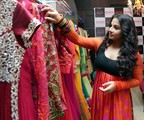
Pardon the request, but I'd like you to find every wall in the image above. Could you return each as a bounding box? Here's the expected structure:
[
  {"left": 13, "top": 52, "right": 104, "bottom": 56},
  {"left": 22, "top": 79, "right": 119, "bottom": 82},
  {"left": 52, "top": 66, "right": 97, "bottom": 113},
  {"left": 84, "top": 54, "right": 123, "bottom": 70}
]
[{"left": 74, "top": 0, "right": 143, "bottom": 37}]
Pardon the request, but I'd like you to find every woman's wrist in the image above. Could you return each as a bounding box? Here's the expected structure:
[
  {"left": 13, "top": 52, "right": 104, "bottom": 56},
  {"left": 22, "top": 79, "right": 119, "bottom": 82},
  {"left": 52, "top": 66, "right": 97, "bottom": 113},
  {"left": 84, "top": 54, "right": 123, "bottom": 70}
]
[
  {"left": 55, "top": 15, "right": 72, "bottom": 34},
  {"left": 55, "top": 14, "right": 64, "bottom": 25}
]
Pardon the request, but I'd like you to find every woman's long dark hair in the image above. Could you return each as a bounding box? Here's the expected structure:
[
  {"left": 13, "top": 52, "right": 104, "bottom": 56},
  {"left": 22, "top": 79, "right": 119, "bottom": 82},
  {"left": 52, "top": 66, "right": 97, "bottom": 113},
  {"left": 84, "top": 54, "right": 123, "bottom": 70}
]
[{"left": 101, "top": 14, "right": 139, "bottom": 79}]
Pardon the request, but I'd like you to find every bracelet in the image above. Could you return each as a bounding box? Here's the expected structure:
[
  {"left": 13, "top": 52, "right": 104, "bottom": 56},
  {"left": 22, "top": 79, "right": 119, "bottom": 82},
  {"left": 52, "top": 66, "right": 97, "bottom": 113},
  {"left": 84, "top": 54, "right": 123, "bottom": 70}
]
[
  {"left": 55, "top": 16, "right": 72, "bottom": 34},
  {"left": 58, "top": 18, "right": 67, "bottom": 28},
  {"left": 59, "top": 19, "right": 69, "bottom": 28},
  {"left": 55, "top": 14, "right": 64, "bottom": 25},
  {"left": 61, "top": 21, "right": 72, "bottom": 34}
]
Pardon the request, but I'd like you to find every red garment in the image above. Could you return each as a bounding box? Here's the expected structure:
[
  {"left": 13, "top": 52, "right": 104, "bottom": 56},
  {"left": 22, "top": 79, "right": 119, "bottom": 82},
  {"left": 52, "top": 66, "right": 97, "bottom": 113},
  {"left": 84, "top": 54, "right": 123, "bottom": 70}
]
[
  {"left": 64, "top": 28, "right": 143, "bottom": 120},
  {"left": 55, "top": 29, "right": 74, "bottom": 74},
  {"left": 18, "top": 1, "right": 67, "bottom": 119},
  {"left": 41, "top": 21, "right": 66, "bottom": 119},
  {"left": 0, "top": 1, "right": 49, "bottom": 120},
  {"left": 55, "top": 30, "right": 82, "bottom": 120}
]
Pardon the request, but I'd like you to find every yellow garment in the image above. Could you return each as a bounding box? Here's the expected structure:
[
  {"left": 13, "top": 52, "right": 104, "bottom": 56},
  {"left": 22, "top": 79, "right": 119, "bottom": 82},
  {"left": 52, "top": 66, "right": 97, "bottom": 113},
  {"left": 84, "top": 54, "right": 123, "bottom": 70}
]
[{"left": 74, "top": 45, "right": 91, "bottom": 120}]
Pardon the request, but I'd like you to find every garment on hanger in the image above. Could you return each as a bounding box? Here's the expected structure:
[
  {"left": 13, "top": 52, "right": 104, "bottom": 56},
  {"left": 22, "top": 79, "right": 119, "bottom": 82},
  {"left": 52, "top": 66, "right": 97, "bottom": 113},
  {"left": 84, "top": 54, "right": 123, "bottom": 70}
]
[
  {"left": 41, "top": 21, "right": 66, "bottom": 119},
  {"left": 0, "top": 0, "right": 49, "bottom": 120},
  {"left": 77, "top": 28, "right": 93, "bottom": 99},
  {"left": 18, "top": 0, "right": 67, "bottom": 119},
  {"left": 55, "top": 28, "right": 82, "bottom": 120},
  {"left": 74, "top": 45, "right": 91, "bottom": 120}
]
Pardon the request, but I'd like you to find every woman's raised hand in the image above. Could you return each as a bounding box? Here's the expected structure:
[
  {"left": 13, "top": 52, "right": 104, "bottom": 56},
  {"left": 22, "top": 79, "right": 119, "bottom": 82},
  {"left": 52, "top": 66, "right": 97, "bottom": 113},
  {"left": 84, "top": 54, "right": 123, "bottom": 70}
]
[{"left": 41, "top": 5, "right": 63, "bottom": 24}]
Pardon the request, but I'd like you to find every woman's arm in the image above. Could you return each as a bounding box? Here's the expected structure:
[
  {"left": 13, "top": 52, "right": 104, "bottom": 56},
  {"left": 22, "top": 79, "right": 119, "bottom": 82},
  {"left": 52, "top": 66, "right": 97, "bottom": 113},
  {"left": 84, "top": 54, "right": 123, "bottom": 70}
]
[
  {"left": 100, "top": 52, "right": 143, "bottom": 93},
  {"left": 64, "top": 27, "right": 103, "bottom": 51},
  {"left": 41, "top": 6, "right": 103, "bottom": 51},
  {"left": 114, "top": 52, "right": 143, "bottom": 91}
]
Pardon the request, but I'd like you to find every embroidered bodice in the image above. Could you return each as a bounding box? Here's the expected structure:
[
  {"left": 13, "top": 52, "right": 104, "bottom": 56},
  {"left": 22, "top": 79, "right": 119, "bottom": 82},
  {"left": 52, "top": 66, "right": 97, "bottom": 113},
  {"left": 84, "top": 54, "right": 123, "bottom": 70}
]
[{"left": 0, "top": 0, "right": 40, "bottom": 83}]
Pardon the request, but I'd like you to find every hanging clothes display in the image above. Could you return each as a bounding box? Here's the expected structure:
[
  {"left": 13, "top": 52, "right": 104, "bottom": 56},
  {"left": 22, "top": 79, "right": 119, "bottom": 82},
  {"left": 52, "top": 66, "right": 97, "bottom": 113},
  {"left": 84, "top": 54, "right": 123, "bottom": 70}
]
[
  {"left": 18, "top": 1, "right": 74, "bottom": 120},
  {"left": 31, "top": 1, "right": 84, "bottom": 120},
  {"left": 74, "top": 45, "right": 91, "bottom": 120},
  {"left": 41, "top": 22, "right": 66, "bottom": 120},
  {"left": 0, "top": 0, "right": 49, "bottom": 120},
  {"left": 77, "top": 28, "right": 93, "bottom": 100},
  {"left": 54, "top": 28, "right": 82, "bottom": 120},
  {"left": 72, "top": 27, "right": 93, "bottom": 120},
  {"left": 18, "top": 0, "right": 67, "bottom": 119},
  {"left": 36, "top": 9, "right": 85, "bottom": 120},
  {"left": 0, "top": 0, "right": 93, "bottom": 120}
]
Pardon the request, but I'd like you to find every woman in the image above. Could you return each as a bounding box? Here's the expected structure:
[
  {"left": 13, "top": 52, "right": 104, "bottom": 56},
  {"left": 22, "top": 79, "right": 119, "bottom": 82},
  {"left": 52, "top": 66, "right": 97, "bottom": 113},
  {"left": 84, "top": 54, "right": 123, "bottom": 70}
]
[{"left": 41, "top": 6, "right": 143, "bottom": 120}]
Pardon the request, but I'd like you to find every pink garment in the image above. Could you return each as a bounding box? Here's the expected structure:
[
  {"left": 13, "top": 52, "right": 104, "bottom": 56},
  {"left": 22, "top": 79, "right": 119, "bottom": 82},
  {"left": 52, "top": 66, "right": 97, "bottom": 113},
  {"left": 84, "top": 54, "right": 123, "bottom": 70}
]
[
  {"left": 18, "top": 1, "right": 67, "bottom": 119},
  {"left": 55, "top": 30, "right": 82, "bottom": 120},
  {"left": 0, "top": 0, "right": 49, "bottom": 120},
  {"left": 55, "top": 29, "right": 74, "bottom": 74}
]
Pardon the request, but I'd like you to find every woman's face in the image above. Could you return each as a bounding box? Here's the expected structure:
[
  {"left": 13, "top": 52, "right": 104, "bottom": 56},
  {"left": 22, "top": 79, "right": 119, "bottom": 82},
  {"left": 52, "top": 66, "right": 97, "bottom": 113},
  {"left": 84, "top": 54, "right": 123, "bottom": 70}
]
[{"left": 108, "top": 18, "right": 122, "bottom": 41}]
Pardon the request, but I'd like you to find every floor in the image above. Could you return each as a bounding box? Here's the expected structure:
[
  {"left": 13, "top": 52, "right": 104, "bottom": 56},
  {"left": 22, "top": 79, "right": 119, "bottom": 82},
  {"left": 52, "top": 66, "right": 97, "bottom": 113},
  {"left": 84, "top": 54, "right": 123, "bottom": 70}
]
[{"left": 131, "top": 87, "right": 144, "bottom": 120}]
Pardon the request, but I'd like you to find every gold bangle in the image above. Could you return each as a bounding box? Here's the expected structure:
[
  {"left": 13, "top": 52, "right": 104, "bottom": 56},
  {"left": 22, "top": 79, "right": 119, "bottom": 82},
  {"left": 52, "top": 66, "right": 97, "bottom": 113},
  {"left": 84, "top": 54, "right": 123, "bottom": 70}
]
[
  {"left": 55, "top": 14, "right": 64, "bottom": 25},
  {"left": 58, "top": 18, "right": 67, "bottom": 28},
  {"left": 59, "top": 19, "right": 69, "bottom": 28}
]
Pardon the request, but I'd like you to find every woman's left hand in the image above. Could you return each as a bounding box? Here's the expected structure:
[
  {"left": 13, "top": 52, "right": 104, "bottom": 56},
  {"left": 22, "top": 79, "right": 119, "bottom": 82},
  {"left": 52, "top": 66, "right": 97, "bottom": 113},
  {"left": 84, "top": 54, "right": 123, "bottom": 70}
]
[{"left": 99, "top": 81, "right": 115, "bottom": 94}]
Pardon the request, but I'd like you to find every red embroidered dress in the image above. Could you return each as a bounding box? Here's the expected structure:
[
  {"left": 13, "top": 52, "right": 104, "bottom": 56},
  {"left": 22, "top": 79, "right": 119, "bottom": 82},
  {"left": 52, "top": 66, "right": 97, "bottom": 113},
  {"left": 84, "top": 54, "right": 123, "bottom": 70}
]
[
  {"left": 17, "top": 1, "right": 66, "bottom": 119},
  {"left": 0, "top": 0, "right": 49, "bottom": 120}
]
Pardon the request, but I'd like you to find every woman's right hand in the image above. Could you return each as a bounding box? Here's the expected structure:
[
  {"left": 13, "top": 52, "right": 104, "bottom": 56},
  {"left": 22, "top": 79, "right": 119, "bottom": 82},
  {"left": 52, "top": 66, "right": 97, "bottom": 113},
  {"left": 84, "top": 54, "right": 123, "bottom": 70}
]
[
  {"left": 99, "top": 81, "right": 115, "bottom": 94},
  {"left": 41, "top": 5, "right": 63, "bottom": 24}
]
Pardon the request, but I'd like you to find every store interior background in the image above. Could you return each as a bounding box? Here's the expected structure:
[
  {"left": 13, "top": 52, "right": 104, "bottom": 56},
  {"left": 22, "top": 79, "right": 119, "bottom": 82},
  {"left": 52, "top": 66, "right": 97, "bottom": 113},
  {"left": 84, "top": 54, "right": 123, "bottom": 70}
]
[{"left": 70, "top": 0, "right": 141, "bottom": 37}]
